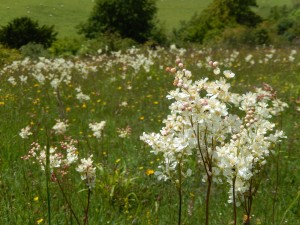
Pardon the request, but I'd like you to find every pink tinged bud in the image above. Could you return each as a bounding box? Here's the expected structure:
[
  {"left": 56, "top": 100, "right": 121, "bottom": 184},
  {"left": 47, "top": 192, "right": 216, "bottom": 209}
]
[
  {"left": 175, "top": 58, "right": 181, "bottom": 64},
  {"left": 183, "top": 102, "right": 189, "bottom": 107},
  {"left": 161, "top": 130, "right": 168, "bottom": 136},
  {"left": 178, "top": 63, "right": 184, "bottom": 68},
  {"left": 170, "top": 68, "right": 176, "bottom": 73},
  {"left": 209, "top": 61, "right": 213, "bottom": 66},
  {"left": 213, "top": 61, "right": 218, "bottom": 67}
]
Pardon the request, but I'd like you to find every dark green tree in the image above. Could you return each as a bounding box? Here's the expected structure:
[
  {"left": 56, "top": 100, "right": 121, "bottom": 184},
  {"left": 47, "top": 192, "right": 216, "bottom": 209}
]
[
  {"left": 175, "top": 0, "right": 262, "bottom": 43},
  {"left": 79, "top": 0, "right": 159, "bottom": 43},
  {"left": 0, "top": 17, "right": 57, "bottom": 49},
  {"left": 219, "top": 0, "right": 262, "bottom": 27}
]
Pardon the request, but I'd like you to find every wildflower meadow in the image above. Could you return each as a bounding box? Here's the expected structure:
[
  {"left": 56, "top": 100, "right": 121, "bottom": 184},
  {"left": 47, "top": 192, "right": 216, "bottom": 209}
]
[{"left": 0, "top": 45, "right": 300, "bottom": 225}]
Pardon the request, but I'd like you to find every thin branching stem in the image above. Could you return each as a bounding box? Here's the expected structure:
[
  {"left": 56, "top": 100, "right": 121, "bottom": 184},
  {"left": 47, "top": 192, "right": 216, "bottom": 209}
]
[
  {"left": 45, "top": 129, "right": 51, "bottom": 225},
  {"left": 83, "top": 188, "right": 92, "bottom": 225},
  {"left": 232, "top": 176, "right": 237, "bottom": 225},
  {"left": 56, "top": 178, "right": 81, "bottom": 225},
  {"left": 177, "top": 159, "right": 183, "bottom": 225}
]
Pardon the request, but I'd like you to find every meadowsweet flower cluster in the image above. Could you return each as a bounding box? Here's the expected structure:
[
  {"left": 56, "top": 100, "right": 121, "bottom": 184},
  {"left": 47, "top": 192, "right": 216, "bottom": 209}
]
[
  {"left": 89, "top": 121, "right": 106, "bottom": 139},
  {"left": 22, "top": 139, "right": 78, "bottom": 172},
  {"left": 141, "top": 59, "right": 288, "bottom": 205},
  {"left": 22, "top": 138, "right": 96, "bottom": 188},
  {"left": 76, "top": 155, "right": 96, "bottom": 189},
  {"left": 19, "top": 126, "right": 33, "bottom": 139},
  {"left": 52, "top": 119, "right": 69, "bottom": 135},
  {"left": 75, "top": 86, "right": 90, "bottom": 102},
  {"left": 117, "top": 125, "right": 132, "bottom": 138}
]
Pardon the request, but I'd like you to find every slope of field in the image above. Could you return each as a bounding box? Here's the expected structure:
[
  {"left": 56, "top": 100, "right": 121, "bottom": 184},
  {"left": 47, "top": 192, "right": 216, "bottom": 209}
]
[{"left": 0, "top": 0, "right": 293, "bottom": 37}]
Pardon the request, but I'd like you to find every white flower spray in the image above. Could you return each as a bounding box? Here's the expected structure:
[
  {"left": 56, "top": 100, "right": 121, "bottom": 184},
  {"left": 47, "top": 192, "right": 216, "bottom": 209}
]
[{"left": 141, "top": 59, "right": 287, "bottom": 225}]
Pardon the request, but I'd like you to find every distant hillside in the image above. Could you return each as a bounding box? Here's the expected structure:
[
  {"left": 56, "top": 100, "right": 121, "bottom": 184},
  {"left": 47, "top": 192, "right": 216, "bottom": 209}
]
[{"left": 0, "top": 0, "right": 292, "bottom": 37}]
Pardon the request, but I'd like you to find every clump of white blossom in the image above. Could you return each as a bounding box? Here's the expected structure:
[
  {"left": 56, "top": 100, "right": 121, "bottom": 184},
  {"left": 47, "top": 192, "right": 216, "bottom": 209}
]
[
  {"left": 76, "top": 155, "right": 96, "bottom": 189},
  {"left": 19, "top": 126, "right": 33, "bottom": 139},
  {"left": 52, "top": 119, "right": 69, "bottom": 135},
  {"left": 117, "top": 126, "right": 132, "bottom": 138},
  {"left": 141, "top": 58, "right": 288, "bottom": 206},
  {"left": 22, "top": 138, "right": 96, "bottom": 188},
  {"left": 75, "top": 86, "right": 90, "bottom": 102},
  {"left": 89, "top": 121, "right": 106, "bottom": 139}
]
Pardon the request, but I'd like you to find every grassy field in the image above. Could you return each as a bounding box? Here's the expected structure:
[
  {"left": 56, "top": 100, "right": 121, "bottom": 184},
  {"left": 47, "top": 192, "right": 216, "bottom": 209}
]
[
  {"left": 0, "top": 0, "right": 293, "bottom": 37},
  {"left": 0, "top": 45, "right": 299, "bottom": 224}
]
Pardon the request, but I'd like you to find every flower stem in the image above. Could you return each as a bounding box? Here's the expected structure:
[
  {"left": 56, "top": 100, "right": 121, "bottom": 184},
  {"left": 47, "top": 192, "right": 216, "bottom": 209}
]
[
  {"left": 57, "top": 178, "right": 81, "bottom": 225},
  {"left": 83, "top": 188, "right": 91, "bottom": 225},
  {"left": 205, "top": 175, "right": 212, "bottom": 225},
  {"left": 177, "top": 160, "right": 183, "bottom": 225},
  {"left": 232, "top": 176, "right": 237, "bottom": 225},
  {"left": 45, "top": 129, "right": 51, "bottom": 225}
]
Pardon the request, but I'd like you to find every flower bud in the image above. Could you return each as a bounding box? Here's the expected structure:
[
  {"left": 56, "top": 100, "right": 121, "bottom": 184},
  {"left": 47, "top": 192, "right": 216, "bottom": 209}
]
[
  {"left": 213, "top": 61, "right": 219, "bottom": 67},
  {"left": 170, "top": 67, "right": 176, "bottom": 73}
]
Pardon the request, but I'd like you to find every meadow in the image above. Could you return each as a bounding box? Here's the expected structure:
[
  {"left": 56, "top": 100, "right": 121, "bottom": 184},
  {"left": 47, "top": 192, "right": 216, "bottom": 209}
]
[
  {"left": 0, "top": 0, "right": 292, "bottom": 37},
  {"left": 0, "top": 44, "right": 299, "bottom": 225},
  {"left": 0, "top": 1, "right": 300, "bottom": 225}
]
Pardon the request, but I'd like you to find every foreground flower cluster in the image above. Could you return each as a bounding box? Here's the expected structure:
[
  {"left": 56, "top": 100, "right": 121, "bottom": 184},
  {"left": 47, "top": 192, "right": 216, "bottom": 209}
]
[
  {"left": 21, "top": 119, "right": 104, "bottom": 189},
  {"left": 141, "top": 59, "right": 288, "bottom": 223}
]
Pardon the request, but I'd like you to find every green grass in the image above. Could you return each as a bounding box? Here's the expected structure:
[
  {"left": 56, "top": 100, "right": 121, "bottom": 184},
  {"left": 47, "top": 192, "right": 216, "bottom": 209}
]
[
  {"left": 0, "top": 0, "right": 293, "bottom": 37},
  {"left": 0, "top": 45, "right": 299, "bottom": 224}
]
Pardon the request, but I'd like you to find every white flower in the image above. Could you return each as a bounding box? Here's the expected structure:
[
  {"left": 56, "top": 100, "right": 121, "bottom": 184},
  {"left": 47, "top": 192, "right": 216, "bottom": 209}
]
[
  {"left": 19, "top": 75, "right": 28, "bottom": 83},
  {"left": 223, "top": 70, "right": 235, "bottom": 79},
  {"left": 76, "top": 92, "right": 90, "bottom": 102},
  {"left": 52, "top": 119, "right": 68, "bottom": 135},
  {"left": 76, "top": 155, "right": 96, "bottom": 188},
  {"left": 19, "top": 126, "right": 33, "bottom": 139},
  {"left": 50, "top": 78, "right": 61, "bottom": 90},
  {"left": 89, "top": 121, "right": 106, "bottom": 139},
  {"left": 141, "top": 64, "right": 287, "bottom": 206},
  {"left": 119, "top": 101, "right": 128, "bottom": 107},
  {"left": 8, "top": 76, "right": 17, "bottom": 85},
  {"left": 213, "top": 67, "right": 220, "bottom": 75}
]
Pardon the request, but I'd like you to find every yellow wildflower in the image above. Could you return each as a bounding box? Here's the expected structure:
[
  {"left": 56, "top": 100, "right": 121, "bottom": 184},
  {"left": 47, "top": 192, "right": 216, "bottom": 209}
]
[
  {"left": 146, "top": 169, "right": 154, "bottom": 176},
  {"left": 36, "top": 218, "right": 43, "bottom": 224}
]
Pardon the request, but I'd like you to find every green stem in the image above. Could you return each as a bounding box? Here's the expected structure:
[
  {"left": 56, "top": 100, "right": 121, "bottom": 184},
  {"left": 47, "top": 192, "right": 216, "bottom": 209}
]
[
  {"left": 232, "top": 176, "right": 237, "bottom": 225},
  {"left": 177, "top": 162, "right": 182, "bottom": 225},
  {"left": 205, "top": 175, "right": 212, "bottom": 225},
  {"left": 45, "top": 130, "right": 51, "bottom": 225}
]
